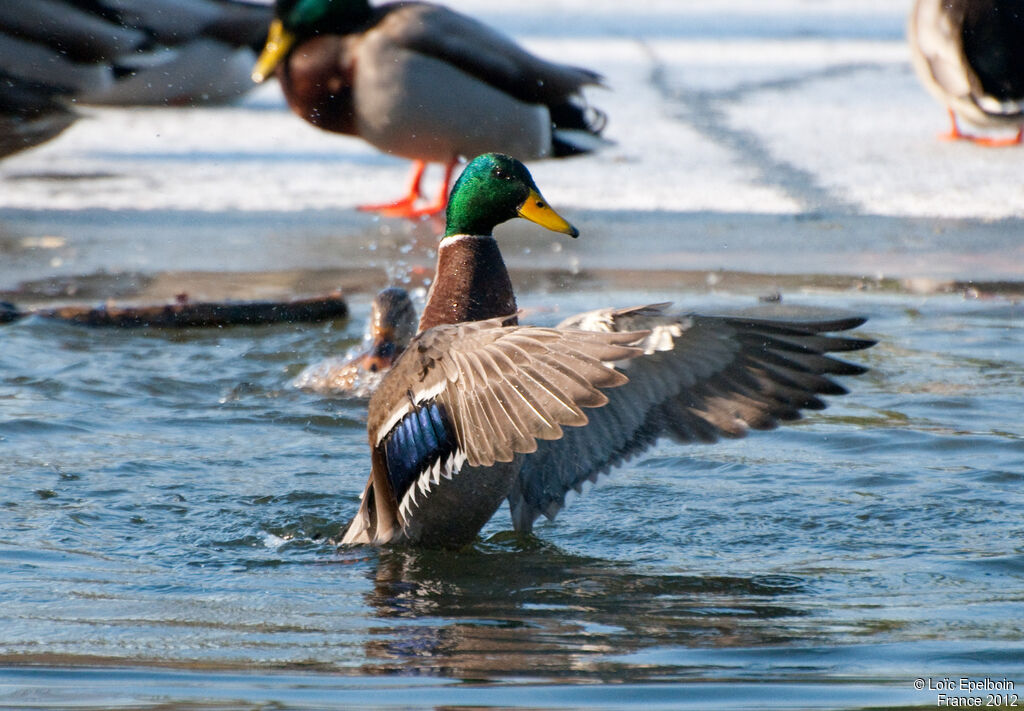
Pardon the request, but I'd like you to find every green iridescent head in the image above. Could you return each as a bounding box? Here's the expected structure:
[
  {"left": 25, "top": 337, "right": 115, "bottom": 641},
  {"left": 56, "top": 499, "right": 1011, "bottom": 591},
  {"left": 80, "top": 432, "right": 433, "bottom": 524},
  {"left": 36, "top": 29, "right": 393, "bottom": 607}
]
[{"left": 444, "top": 154, "right": 579, "bottom": 239}]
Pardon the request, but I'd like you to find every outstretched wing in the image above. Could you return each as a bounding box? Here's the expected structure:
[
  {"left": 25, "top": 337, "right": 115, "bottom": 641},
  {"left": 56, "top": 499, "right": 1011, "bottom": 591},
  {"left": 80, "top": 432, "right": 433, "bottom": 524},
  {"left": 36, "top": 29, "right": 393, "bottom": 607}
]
[
  {"left": 342, "top": 316, "right": 646, "bottom": 545},
  {"left": 508, "top": 304, "right": 875, "bottom": 531}
]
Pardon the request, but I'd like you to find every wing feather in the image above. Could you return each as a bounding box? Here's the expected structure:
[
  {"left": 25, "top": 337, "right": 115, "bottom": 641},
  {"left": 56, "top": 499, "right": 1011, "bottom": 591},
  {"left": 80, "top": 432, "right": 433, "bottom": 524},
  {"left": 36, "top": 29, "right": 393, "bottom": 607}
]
[
  {"left": 518, "top": 364, "right": 588, "bottom": 426},
  {"left": 509, "top": 304, "right": 875, "bottom": 531},
  {"left": 489, "top": 379, "right": 540, "bottom": 454},
  {"left": 367, "top": 316, "right": 646, "bottom": 473}
]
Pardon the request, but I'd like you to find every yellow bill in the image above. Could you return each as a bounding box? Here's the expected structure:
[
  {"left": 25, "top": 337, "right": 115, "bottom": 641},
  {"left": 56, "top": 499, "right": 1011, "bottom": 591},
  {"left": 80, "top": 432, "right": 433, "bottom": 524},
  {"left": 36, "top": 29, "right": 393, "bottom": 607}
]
[
  {"left": 251, "top": 19, "right": 295, "bottom": 83},
  {"left": 517, "top": 189, "right": 579, "bottom": 237}
]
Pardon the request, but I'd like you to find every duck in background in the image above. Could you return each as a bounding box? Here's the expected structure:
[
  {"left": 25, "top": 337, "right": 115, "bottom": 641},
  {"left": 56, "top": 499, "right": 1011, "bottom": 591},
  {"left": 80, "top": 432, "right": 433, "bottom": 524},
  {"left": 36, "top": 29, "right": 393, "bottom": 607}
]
[
  {"left": 340, "top": 153, "right": 876, "bottom": 548},
  {"left": 251, "top": 0, "right": 607, "bottom": 218},
  {"left": 0, "top": 75, "right": 78, "bottom": 160},
  {"left": 293, "top": 287, "right": 417, "bottom": 398},
  {"left": 909, "top": 0, "right": 1024, "bottom": 146},
  {"left": 0, "top": 0, "right": 271, "bottom": 158}
]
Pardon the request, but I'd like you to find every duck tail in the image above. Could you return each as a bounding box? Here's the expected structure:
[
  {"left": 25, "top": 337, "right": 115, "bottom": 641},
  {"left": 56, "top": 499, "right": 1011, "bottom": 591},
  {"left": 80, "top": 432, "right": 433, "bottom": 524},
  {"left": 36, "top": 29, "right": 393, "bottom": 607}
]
[{"left": 549, "top": 100, "right": 611, "bottom": 157}]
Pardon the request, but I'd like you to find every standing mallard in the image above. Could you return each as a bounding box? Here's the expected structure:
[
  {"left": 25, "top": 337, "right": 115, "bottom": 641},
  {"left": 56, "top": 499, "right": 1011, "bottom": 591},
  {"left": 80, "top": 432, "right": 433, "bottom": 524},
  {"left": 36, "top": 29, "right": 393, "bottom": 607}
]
[
  {"left": 340, "top": 153, "right": 876, "bottom": 548},
  {"left": 251, "top": 0, "right": 606, "bottom": 218},
  {"left": 909, "top": 0, "right": 1024, "bottom": 145}
]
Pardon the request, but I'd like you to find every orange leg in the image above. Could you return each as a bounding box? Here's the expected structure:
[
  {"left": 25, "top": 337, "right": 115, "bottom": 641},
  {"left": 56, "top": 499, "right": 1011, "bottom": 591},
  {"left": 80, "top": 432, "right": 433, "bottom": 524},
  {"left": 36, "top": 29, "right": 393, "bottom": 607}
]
[
  {"left": 939, "top": 108, "right": 1023, "bottom": 147},
  {"left": 938, "top": 109, "right": 966, "bottom": 142},
  {"left": 357, "top": 159, "right": 459, "bottom": 219},
  {"left": 402, "top": 158, "right": 457, "bottom": 218},
  {"left": 357, "top": 161, "right": 427, "bottom": 215}
]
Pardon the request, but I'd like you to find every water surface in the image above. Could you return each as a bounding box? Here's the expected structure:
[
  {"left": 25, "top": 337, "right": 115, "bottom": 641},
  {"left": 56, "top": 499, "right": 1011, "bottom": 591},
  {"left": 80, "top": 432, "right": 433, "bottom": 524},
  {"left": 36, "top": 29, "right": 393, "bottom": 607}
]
[{"left": 2, "top": 288, "right": 1022, "bottom": 709}]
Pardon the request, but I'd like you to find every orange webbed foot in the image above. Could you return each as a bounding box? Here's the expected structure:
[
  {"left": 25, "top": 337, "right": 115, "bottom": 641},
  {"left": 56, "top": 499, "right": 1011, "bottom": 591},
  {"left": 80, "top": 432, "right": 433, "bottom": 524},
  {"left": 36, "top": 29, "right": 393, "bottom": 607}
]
[
  {"left": 967, "top": 127, "right": 1023, "bottom": 147},
  {"left": 939, "top": 110, "right": 1022, "bottom": 147},
  {"left": 357, "top": 196, "right": 434, "bottom": 218}
]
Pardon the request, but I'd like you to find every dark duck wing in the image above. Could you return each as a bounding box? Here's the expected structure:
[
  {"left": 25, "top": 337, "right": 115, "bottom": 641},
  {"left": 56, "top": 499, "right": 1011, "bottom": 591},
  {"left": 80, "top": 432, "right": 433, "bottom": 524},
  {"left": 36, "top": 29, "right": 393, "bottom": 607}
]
[
  {"left": 0, "top": 75, "right": 77, "bottom": 159},
  {"left": 960, "top": 0, "right": 1024, "bottom": 112},
  {"left": 508, "top": 304, "right": 876, "bottom": 531},
  {"left": 341, "top": 316, "right": 646, "bottom": 547}
]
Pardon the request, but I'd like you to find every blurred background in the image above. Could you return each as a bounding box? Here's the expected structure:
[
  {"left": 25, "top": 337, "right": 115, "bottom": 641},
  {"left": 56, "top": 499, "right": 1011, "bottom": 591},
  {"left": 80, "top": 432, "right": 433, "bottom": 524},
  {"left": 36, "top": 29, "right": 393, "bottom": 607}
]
[{"left": 2, "top": 0, "right": 1021, "bottom": 305}]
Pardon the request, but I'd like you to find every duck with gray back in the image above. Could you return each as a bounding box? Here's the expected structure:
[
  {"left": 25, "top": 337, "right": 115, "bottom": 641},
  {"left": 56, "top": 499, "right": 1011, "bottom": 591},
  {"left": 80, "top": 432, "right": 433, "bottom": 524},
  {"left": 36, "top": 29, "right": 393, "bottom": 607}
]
[{"left": 251, "top": 0, "right": 607, "bottom": 217}]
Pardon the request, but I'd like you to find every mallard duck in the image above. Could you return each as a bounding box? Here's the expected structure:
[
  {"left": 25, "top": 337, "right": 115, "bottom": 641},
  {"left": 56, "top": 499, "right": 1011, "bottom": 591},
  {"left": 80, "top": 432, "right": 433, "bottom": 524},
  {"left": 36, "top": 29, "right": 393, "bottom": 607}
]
[
  {"left": 0, "top": 0, "right": 271, "bottom": 158},
  {"left": 909, "top": 0, "right": 1024, "bottom": 145},
  {"left": 293, "top": 286, "right": 417, "bottom": 397},
  {"left": 251, "top": 0, "right": 606, "bottom": 218},
  {"left": 340, "top": 153, "right": 876, "bottom": 548}
]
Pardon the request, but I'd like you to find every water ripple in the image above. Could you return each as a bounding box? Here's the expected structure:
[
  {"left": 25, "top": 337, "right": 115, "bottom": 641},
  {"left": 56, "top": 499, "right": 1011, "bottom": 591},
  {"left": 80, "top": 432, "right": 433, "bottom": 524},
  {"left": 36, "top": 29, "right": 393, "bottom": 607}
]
[{"left": 0, "top": 291, "right": 1022, "bottom": 703}]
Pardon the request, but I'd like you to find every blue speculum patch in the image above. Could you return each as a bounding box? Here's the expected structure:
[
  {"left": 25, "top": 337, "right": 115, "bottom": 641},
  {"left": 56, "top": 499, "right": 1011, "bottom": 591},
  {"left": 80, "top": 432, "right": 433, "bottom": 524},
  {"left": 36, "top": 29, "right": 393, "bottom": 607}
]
[{"left": 384, "top": 401, "right": 458, "bottom": 501}]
